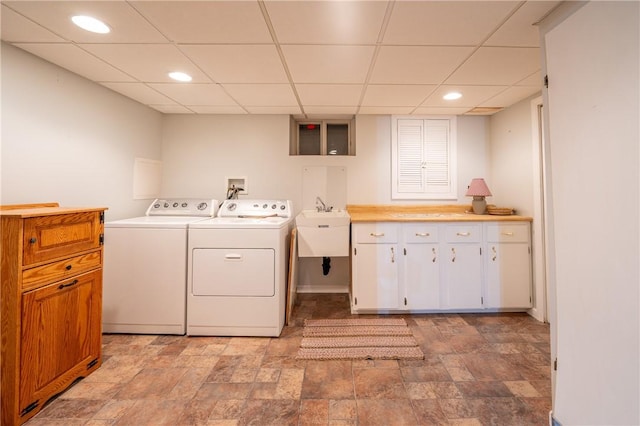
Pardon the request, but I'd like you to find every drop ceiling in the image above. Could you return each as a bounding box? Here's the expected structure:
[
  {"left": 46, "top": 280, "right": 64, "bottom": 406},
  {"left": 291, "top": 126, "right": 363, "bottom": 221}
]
[{"left": 0, "top": 1, "right": 560, "bottom": 116}]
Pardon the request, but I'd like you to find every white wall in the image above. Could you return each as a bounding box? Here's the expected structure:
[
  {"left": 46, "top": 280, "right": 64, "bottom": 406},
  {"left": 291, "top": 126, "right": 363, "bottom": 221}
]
[
  {"left": 0, "top": 43, "right": 163, "bottom": 220},
  {"left": 160, "top": 114, "right": 490, "bottom": 208},
  {"left": 543, "top": 2, "right": 639, "bottom": 424},
  {"left": 489, "top": 94, "right": 539, "bottom": 216}
]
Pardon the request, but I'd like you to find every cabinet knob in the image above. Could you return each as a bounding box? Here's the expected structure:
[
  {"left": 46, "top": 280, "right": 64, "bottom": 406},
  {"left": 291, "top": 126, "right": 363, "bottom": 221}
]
[
  {"left": 65, "top": 265, "right": 73, "bottom": 271},
  {"left": 29, "top": 237, "right": 37, "bottom": 244}
]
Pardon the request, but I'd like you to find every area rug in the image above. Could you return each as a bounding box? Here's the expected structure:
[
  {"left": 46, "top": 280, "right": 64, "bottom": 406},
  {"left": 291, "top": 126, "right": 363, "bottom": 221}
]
[{"left": 296, "top": 318, "right": 424, "bottom": 360}]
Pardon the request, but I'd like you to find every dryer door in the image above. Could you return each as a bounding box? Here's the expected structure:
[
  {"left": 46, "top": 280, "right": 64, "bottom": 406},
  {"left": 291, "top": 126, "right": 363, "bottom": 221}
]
[{"left": 192, "top": 248, "right": 275, "bottom": 296}]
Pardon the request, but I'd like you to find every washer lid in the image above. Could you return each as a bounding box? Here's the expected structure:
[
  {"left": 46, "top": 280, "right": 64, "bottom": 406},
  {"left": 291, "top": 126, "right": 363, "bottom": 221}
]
[{"left": 106, "top": 216, "right": 209, "bottom": 228}]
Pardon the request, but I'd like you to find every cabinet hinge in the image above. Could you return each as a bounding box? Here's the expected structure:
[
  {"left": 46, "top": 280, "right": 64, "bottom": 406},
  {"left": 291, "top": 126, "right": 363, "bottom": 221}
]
[
  {"left": 99, "top": 234, "right": 104, "bottom": 245},
  {"left": 553, "top": 358, "right": 558, "bottom": 371},
  {"left": 544, "top": 75, "right": 549, "bottom": 88},
  {"left": 403, "top": 248, "right": 406, "bottom": 255},
  {"left": 354, "top": 297, "right": 357, "bottom": 305},
  {"left": 354, "top": 247, "right": 357, "bottom": 256},
  {"left": 404, "top": 297, "right": 407, "bottom": 306},
  {"left": 99, "top": 211, "right": 105, "bottom": 224},
  {"left": 87, "top": 358, "right": 99, "bottom": 369},
  {"left": 479, "top": 247, "right": 482, "bottom": 255},
  {"left": 20, "top": 400, "right": 39, "bottom": 417},
  {"left": 528, "top": 246, "right": 531, "bottom": 254},
  {"left": 481, "top": 296, "right": 484, "bottom": 305}
]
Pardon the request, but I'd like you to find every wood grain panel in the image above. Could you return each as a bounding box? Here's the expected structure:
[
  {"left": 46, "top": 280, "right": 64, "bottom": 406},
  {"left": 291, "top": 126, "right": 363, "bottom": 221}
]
[{"left": 22, "top": 251, "right": 102, "bottom": 291}]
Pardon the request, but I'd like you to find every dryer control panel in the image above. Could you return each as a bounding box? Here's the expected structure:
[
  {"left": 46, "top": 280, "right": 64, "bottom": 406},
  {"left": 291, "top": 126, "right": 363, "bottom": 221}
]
[{"left": 218, "top": 199, "right": 292, "bottom": 218}]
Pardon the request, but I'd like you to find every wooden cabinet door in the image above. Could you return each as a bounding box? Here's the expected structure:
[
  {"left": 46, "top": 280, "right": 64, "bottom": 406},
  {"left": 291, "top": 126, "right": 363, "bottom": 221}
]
[
  {"left": 443, "top": 243, "right": 483, "bottom": 309},
  {"left": 19, "top": 270, "right": 102, "bottom": 417},
  {"left": 352, "top": 244, "right": 399, "bottom": 310},
  {"left": 22, "top": 212, "right": 103, "bottom": 265},
  {"left": 486, "top": 243, "right": 532, "bottom": 308}
]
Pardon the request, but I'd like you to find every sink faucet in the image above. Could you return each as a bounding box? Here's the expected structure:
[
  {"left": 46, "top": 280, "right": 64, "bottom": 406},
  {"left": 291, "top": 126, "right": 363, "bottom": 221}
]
[{"left": 315, "top": 196, "right": 327, "bottom": 212}]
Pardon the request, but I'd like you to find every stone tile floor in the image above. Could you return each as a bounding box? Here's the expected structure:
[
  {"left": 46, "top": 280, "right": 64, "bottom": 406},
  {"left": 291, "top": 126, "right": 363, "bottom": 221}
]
[{"left": 29, "top": 293, "right": 551, "bottom": 425}]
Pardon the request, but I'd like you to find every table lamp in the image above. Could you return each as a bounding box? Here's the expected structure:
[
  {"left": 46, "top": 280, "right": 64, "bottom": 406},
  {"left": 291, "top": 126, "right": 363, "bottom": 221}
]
[{"left": 466, "top": 178, "right": 492, "bottom": 214}]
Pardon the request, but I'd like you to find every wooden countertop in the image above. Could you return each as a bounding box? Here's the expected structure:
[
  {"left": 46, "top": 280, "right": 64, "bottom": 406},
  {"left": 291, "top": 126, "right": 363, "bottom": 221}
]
[
  {"left": 346, "top": 204, "right": 532, "bottom": 223},
  {"left": 0, "top": 206, "right": 107, "bottom": 218}
]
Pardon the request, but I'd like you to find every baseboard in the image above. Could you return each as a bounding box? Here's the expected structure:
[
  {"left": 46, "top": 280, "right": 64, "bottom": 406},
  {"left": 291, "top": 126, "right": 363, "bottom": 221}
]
[
  {"left": 549, "top": 411, "right": 561, "bottom": 426},
  {"left": 296, "top": 284, "right": 349, "bottom": 294}
]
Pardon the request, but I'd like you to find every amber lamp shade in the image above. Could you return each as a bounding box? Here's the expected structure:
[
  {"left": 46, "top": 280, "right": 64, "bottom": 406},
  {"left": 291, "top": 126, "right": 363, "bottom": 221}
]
[{"left": 465, "top": 178, "right": 492, "bottom": 214}]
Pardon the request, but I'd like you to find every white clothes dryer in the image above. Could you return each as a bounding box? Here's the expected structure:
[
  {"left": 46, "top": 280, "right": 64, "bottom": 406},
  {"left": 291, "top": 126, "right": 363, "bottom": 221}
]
[
  {"left": 103, "top": 198, "right": 217, "bottom": 334},
  {"left": 187, "top": 199, "right": 293, "bottom": 337}
]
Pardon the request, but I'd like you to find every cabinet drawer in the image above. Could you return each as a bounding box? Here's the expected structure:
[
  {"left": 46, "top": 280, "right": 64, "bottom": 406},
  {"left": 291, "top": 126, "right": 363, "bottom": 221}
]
[
  {"left": 22, "top": 251, "right": 102, "bottom": 291},
  {"left": 403, "top": 223, "right": 439, "bottom": 243},
  {"left": 486, "top": 223, "right": 530, "bottom": 243},
  {"left": 353, "top": 223, "right": 398, "bottom": 243},
  {"left": 23, "top": 212, "right": 103, "bottom": 265},
  {"left": 444, "top": 224, "right": 482, "bottom": 243}
]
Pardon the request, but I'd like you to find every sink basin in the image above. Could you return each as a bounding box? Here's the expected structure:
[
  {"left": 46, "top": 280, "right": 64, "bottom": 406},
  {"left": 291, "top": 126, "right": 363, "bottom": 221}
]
[{"left": 296, "top": 210, "right": 350, "bottom": 257}]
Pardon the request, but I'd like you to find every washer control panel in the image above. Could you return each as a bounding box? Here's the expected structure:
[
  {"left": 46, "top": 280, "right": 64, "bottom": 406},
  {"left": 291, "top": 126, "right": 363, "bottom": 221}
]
[
  {"left": 218, "top": 199, "right": 292, "bottom": 218},
  {"left": 146, "top": 198, "right": 218, "bottom": 217}
]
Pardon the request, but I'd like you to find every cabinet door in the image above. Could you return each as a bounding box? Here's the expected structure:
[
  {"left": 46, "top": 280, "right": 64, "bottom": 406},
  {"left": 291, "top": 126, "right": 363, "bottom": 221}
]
[
  {"left": 403, "top": 244, "right": 440, "bottom": 309},
  {"left": 20, "top": 270, "right": 102, "bottom": 415},
  {"left": 443, "top": 243, "right": 483, "bottom": 309},
  {"left": 486, "top": 243, "right": 532, "bottom": 308},
  {"left": 352, "top": 244, "right": 399, "bottom": 310}
]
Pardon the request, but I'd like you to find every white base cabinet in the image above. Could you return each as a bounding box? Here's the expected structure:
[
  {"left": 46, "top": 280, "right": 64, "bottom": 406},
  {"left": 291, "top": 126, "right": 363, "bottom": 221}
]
[{"left": 351, "top": 221, "right": 532, "bottom": 313}]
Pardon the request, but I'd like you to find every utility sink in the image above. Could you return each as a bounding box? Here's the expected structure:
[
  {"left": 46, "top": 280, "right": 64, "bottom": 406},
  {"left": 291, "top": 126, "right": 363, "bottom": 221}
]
[{"left": 296, "top": 210, "right": 351, "bottom": 257}]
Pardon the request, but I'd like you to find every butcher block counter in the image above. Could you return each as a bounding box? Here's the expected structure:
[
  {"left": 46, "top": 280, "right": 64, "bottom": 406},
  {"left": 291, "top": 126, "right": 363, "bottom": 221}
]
[{"left": 346, "top": 204, "right": 532, "bottom": 223}]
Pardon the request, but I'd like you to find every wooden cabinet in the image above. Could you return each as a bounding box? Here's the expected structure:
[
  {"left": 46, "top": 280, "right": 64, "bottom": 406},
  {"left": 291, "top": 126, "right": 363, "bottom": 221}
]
[
  {"left": 485, "top": 223, "right": 532, "bottom": 309},
  {"left": 350, "top": 219, "right": 532, "bottom": 314},
  {"left": 351, "top": 223, "right": 399, "bottom": 310},
  {"left": 1, "top": 203, "right": 106, "bottom": 425}
]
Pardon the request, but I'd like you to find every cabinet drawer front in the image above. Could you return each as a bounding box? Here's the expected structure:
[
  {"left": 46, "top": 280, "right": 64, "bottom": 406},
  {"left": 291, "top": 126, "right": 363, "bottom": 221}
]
[
  {"left": 354, "top": 223, "right": 398, "bottom": 243},
  {"left": 23, "top": 212, "right": 103, "bottom": 265},
  {"left": 22, "top": 251, "right": 102, "bottom": 291},
  {"left": 403, "top": 224, "right": 439, "bottom": 243},
  {"left": 486, "top": 223, "right": 530, "bottom": 243},
  {"left": 444, "top": 224, "right": 482, "bottom": 243}
]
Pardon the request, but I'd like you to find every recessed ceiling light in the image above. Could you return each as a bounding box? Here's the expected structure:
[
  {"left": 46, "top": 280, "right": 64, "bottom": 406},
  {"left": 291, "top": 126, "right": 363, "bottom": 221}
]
[
  {"left": 71, "top": 15, "right": 110, "bottom": 34},
  {"left": 443, "top": 91, "right": 463, "bottom": 100},
  {"left": 168, "top": 72, "right": 192, "bottom": 82}
]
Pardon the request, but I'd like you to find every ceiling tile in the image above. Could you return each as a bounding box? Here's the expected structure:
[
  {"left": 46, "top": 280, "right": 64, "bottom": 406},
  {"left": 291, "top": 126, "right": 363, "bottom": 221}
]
[
  {"left": 478, "top": 86, "right": 541, "bottom": 108},
  {"left": 305, "top": 106, "right": 358, "bottom": 115},
  {"left": 79, "top": 44, "right": 211, "bottom": 83},
  {"left": 296, "top": 84, "right": 362, "bottom": 106},
  {"left": 148, "top": 83, "right": 239, "bottom": 106},
  {"left": 384, "top": 1, "right": 518, "bottom": 45},
  {"left": 361, "top": 84, "right": 437, "bottom": 107},
  {"left": 101, "top": 83, "right": 175, "bottom": 105},
  {"left": 516, "top": 70, "right": 542, "bottom": 86},
  {"left": 1, "top": 5, "right": 65, "bottom": 42},
  {"left": 149, "top": 104, "right": 193, "bottom": 114},
  {"left": 222, "top": 84, "right": 297, "bottom": 107},
  {"left": 188, "top": 106, "right": 248, "bottom": 114},
  {"left": 485, "top": 1, "right": 562, "bottom": 47},
  {"left": 130, "top": 1, "right": 271, "bottom": 43},
  {"left": 244, "top": 106, "right": 302, "bottom": 115},
  {"left": 265, "top": 1, "right": 388, "bottom": 44},
  {"left": 358, "top": 106, "right": 414, "bottom": 115},
  {"left": 3, "top": 1, "right": 167, "bottom": 43},
  {"left": 14, "top": 43, "right": 135, "bottom": 82},
  {"left": 412, "top": 106, "right": 472, "bottom": 115},
  {"left": 422, "top": 85, "right": 508, "bottom": 108},
  {"left": 282, "top": 45, "right": 375, "bottom": 84},
  {"left": 446, "top": 47, "right": 540, "bottom": 85},
  {"left": 180, "top": 45, "right": 288, "bottom": 84},
  {"left": 370, "top": 46, "right": 474, "bottom": 84}
]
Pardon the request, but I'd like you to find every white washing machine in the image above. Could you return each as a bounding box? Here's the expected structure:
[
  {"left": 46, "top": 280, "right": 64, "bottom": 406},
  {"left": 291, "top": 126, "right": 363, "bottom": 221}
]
[
  {"left": 187, "top": 199, "right": 293, "bottom": 337},
  {"left": 103, "top": 198, "right": 218, "bottom": 334}
]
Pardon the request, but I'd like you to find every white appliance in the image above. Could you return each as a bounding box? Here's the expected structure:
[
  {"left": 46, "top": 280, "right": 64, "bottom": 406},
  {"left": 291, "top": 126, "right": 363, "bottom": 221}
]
[
  {"left": 187, "top": 199, "right": 293, "bottom": 337},
  {"left": 103, "top": 198, "right": 218, "bottom": 334}
]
